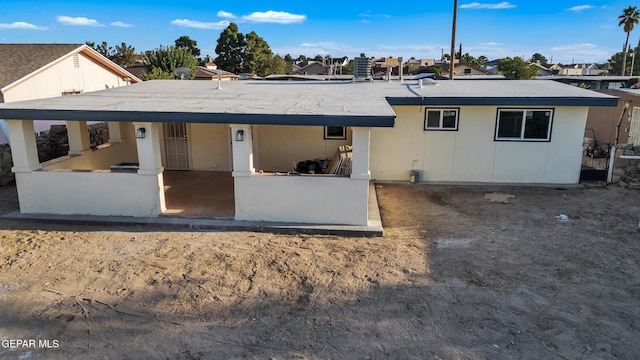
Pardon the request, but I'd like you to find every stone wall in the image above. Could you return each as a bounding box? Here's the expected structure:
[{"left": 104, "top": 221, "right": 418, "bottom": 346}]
[
  {"left": 0, "top": 122, "right": 110, "bottom": 187},
  {"left": 610, "top": 143, "right": 640, "bottom": 188},
  {"left": 0, "top": 144, "right": 13, "bottom": 187}
]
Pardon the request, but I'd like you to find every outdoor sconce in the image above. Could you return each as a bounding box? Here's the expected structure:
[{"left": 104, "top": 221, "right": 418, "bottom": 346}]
[
  {"left": 136, "top": 127, "right": 146, "bottom": 139},
  {"left": 235, "top": 129, "right": 244, "bottom": 141}
]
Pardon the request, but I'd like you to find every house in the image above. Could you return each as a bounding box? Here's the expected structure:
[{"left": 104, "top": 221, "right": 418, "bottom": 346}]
[
  {"left": 585, "top": 88, "right": 640, "bottom": 146},
  {"left": 538, "top": 75, "right": 638, "bottom": 90},
  {"left": 0, "top": 43, "right": 141, "bottom": 143},
  {"left": 194, "top": 67, "right": 239, "bottom": 81},
  {"left": 438, "top": 63, "right": 491, "bottom": 77},
  {"left": 0, "top": 80, "right": 616, "bottom": 226},
  {"left": 530, "top": 62, "right": 552, "bottom": 76},
  {"left": 552, "top": 63, "right": 604, "bottom": 76},
  {"left": 290, "top": 61, "right": 325, "bottom": 75},
  {"left": 481, "top": 59, "right": 503, "bottom": 74}
]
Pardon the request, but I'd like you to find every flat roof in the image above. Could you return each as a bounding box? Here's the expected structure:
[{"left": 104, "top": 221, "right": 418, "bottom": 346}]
[
  {"left": 0, "top": 79, "right": 618, "bottom": 127},
  {"left": 385, "top": 79, "right": 618, "bottom": 107}
]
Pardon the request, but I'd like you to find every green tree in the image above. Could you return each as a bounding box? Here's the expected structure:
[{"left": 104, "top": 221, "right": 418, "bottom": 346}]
[
  {"left": 284, "top": 54, "right": 293, "bottom": 63},
  {"left": 113, "top": 42, "right": 136, "bottom": 67},
  {"left": 619, "top": 6, "right": 639, "bottom": 75},
  {"left": 529, "top": 53, "right": 548, "bottom": 66},
  {"left": 497, "top": 57, "right": 538, "bottom": 80},
  {"left": 473, "top": 55, "right": 488, "bottom": 68},
  {"left": 139, "top": 67, "right": 174, "bottom": 80},
  {"left": 244, "top": 31, "right": 273, "bottom": 76},
  {"left": 93, "top": 41, "right": 115, "bottom": 59},
  {"left": 175, "top": 35, "right": 201, "bottom": 58},
  {"left": 215, "top": 23, "right": 246, "bottom": 74},
  {"left": 314, "top": 54, "right": 324, "bottom": 62},
  {"left": 144, "top": 45, "right": 198, "bottom": 80}
]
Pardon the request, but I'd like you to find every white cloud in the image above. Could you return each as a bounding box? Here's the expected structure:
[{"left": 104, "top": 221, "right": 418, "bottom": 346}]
[
  {"left": 567, "top": 5, "right": 594, "bottom": 12},
  {"left": 217, "top": 11, "right": 236, "bottom": 19},
  {"left": 460, "top": 2, "right": 516, "bottom": 9},
  {"left": 57, "top": 16, "right": 103, "bottom": 26},
  {"left": 242, "top": 11, "right": 306, "bottom": 24},
  {"left": 110, "top": 21, "right": 134, "bottom": 28},
  {"left": 170, "top": 19, "right": 230, "bottom": 30},
  {"left": 478, "top": 42, "right": 504, "bottom": 46},
  {"left": 0, "top": 22, "right": 47, "bottom": 30},
  {"left": 361, "top": 19, "right": 371, "bottom": 23}
]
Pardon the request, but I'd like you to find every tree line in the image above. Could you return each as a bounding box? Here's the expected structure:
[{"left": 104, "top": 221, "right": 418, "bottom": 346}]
[{"left": 90, "top": 5, "right": 639, "bottom": 81}]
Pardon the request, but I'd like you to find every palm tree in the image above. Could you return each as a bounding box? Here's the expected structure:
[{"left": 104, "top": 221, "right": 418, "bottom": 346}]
[{"left": 619, "top": 6, "right": 640, "bottom": 75}]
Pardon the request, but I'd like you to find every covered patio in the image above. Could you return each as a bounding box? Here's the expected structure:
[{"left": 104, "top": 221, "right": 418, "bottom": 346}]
[{"left": 0, "top": 80, "right": 395, "bottom": 227}]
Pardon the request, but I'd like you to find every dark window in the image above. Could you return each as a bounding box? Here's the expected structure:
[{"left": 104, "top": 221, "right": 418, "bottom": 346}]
[
  {"left": 424, "top": 108, "right": 459, "bottom": 130},
  {"left": 324, "top": 126, "right": 346, "bottom": 139},
  {"left": 495, "top": 109, "right": 552, "bottom": 141}
]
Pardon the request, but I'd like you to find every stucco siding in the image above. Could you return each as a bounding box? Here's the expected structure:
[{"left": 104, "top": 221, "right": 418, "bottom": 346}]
[
  {"left": 371, "top": 105, "right": 588, "bottom": 184},
  {"left": 234, "top": 176, "right": 369, "bottom": 225},
  {"left": 188, "top": 123, "right": 231, "bottom": 171},
  {"left": 16, "top": 171, "right": 164, "bottom": 217},
  {"left": 3, "top": 53, "right": 129, "bottom": 103},
  {"left": 255, "top": 125, "right": 351, "bottom": 172}
]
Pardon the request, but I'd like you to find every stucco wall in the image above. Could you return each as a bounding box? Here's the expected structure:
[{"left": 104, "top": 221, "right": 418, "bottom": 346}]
[
  {"left": 43, "top": 124, "right": 137, "bottom": 170},
  {"left": 255, "top": 125, "right": 351, "bottom": 172},
  {"left": 234, "top": 175, "right": 369, "bottom": 225},
  {"left": 3, "top": 52, "right": 130, "bottom": 103},
  {"left": 371, "top": 105, "right": 588, "bottom": 184},
  {"left": 188, "top": 123, "right": 231, "bottom": 171},
  {"left": 15, "top": 171, "right": 164, "bottom": 217}
]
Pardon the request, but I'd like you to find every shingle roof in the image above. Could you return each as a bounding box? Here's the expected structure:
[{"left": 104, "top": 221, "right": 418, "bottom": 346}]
[{"left": 0, "top": 44, "right": 84, "bottom": 89}]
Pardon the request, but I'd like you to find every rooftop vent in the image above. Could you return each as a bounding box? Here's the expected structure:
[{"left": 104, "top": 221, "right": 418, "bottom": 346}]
[{"left": 353, "top": 57, "right": 372, "bottom": 82}]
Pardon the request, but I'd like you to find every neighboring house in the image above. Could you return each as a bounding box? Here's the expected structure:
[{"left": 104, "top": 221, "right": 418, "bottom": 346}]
[
  {"left": 0, "top": 43, "right": 141, "bottom": 143},
  {"left": 0, "top": 80, "right": 616, "bottom": 226},
  {"left": 438, "top": 63, "right": 490, "bottom": 77},
  {"left": 371, "top": 57, "right": 402, "bottom": 76},
  {"left": 481, "top": 59, "right": 503, "bottom": 74},
  {"left": 539, "top": 76, "right": 638, "bottom": 90},
  {"left": 194, "top": 67, "right": 239, "bottom": 81},
  {"left": 290, "top": 61, "right": 325, "bottom": 75},
  {"left": 556, "top": 63, "right": 603, "bottom": 76},
  {"left": 530, "top": 62, "right": 551, "bottom": 76},
  {"left": 585, "top": 88, "right": 640, "bottom": 146}
]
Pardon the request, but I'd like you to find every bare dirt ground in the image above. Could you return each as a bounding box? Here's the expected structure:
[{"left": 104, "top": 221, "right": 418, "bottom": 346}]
[{"left": 0, "top": 182, "right": 639, "bottom": 359}]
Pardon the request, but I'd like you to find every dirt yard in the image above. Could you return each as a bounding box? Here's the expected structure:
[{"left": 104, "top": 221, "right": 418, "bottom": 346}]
[{"left": 0, "top": 182, "right": 638, "bottom": 359}]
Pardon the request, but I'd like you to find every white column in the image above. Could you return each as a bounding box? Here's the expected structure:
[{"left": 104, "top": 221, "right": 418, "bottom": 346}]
[
  {"left": 133, "top": 122, "right": 165, "bottom": 213},
  {"left": 133, "top": 122, "right": 163, "bottom": 174},
  {"left": 67, "top": 121, "right": 91, "bottom": 155},
  {"left": 107, "top": 122, "right": 125, "bottom": 143},
  {"left": 6, "top": 119, "right": 41, "bottom": 172},
  {"left": 350, "top": 127, "right": 371, "bottom": 180},
  {"left": 230, "top": 124, "right": 254, "bottom": 177}
]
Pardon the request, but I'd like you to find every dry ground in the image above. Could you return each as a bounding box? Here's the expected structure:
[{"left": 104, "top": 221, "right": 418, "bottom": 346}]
[{"left": 0, "top": 182, "right": 638, "bottom": 359}]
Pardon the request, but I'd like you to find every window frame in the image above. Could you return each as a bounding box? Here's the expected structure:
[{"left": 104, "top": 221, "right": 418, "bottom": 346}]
[
  {"left": 324, "top": 126, "right": 347, "bottom": 140},
  {"left": 494, "top": 108, "right": 554, "bottom": 142},
  {"left": 423, "top": 108, "right": 460, "bottom": 131}
]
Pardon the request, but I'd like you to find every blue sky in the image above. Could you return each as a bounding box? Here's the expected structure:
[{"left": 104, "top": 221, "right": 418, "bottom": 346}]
[{"left": 0, "top": 0, "right": 637, "bottom": 64}]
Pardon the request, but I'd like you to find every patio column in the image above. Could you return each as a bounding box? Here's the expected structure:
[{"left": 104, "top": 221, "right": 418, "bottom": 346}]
[
  {"left": 5, "top": 119, "right": 41, "bottom": 172},
  {"left": 230, "top": 124, "right": 254, "bottom": 177},
  {"left": 67, "top": 121, "right": 91, "bottom": 155},
  {"left": 133, "top": 122, "right": 165, "bottom": 213},
  {"left": 133, "top": 122, "right": 163, "bottom": 174},
  {"left": 350, "top": 127, "right": 371, "bottom": 180},
  {"left": 107, "top": 122, "right": 125, "bottom": 143}
]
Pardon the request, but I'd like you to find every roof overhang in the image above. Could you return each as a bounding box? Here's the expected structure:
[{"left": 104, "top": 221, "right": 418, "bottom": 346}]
[
  {"left": 0, "top": 80, "right": 397, "bottom": 127},
  {"left": 386, "top": 96, "right": 619, "bottom": 107}
]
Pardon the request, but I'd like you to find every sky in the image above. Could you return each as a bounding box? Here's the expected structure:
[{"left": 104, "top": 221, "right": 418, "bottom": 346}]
[{"left": 0, "top": 0, "right": 638, "bottom": 64}]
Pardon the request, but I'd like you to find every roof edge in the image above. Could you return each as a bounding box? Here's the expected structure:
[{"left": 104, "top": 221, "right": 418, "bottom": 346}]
[
  {"left": 0, "top": 109, "right": 396, "bottom": 127},
  {"left": 386, "top": 96, "right": 619, "bottom": 107}
]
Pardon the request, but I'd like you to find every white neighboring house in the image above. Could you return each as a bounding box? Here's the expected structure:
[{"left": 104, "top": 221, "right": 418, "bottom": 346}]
[
  {"left": 0, "top": 79, "right": 617, "bottom": 226},
  {"left": 0, "top": 43, "right": 141, "bottom": 143}
]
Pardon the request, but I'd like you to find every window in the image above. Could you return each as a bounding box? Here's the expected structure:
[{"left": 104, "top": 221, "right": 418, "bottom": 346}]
[
  {"left": 424, "top": 108, "right": 459, "bottom": 130},
  {"left": 324, "top": 126, "right": 346, "bottom": 140},
  {"left": 495, "top": 109, "right": 553, "bottom": 141}
]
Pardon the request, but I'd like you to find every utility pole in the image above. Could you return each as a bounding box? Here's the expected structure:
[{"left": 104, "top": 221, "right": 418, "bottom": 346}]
[{"left": 450, "top": 0, "right": 458, "bottom": 80}]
